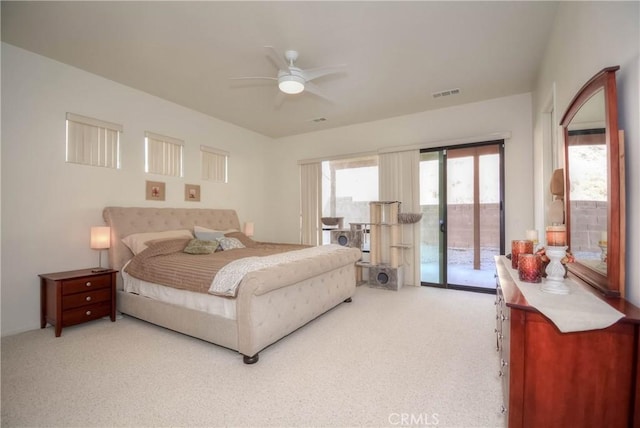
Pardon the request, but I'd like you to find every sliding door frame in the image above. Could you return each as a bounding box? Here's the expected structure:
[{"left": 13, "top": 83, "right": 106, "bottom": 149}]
[{"left": 420, "top": 139, "right": 505, "bottom": 294}]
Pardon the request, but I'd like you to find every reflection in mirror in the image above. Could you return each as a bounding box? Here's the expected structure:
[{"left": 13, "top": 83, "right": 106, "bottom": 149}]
[
  {"left": 566, "top": 89, "right": 607, "bottom": 275},
  {"left": 561, "top": 65, "right": 623, "bottom": 297}
]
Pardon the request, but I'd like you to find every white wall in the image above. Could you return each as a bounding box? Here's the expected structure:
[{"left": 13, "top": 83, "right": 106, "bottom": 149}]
[
  {"left": 1, "top": 43, "right": 273, "bottom": 336},
  {"left": 265, "top": 93, "right": 534, "bottom": 251},
  {"left": 532, "top": 1, "right": 640, "bottom": 305},
  {"left": 8, "top": 1, "right": 634, "bottom": 336}
]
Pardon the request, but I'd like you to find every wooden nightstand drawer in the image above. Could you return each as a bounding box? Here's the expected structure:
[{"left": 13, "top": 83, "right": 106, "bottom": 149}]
[
  {"left": 62, "top": 274, "right": 111, "bottom": 295},
  {"left": 39, "top": 268, "right": 117, "bottom": 337},
  {"left": 62, "top": 302, "right": 111, "bottom": 327},
  {"left": 63, "top": 288, "right": 111, "bottom": 310}
]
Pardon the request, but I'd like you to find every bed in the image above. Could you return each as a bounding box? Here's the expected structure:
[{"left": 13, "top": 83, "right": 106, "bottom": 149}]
[{"left": 103, "top": 207, "right": 361, "bottom": 363}]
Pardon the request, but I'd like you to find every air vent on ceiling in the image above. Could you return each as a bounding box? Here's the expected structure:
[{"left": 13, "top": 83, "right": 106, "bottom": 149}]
[{"left": 432, "top": 88, "right": 461, "bottom": 99}]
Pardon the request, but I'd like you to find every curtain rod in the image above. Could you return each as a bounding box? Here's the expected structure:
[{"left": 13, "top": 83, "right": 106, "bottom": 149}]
[
  {"left": 297, "top": 150, "right": 378, "bottom": 165},
  {"left": 297, "top": 132, "right": 511, "bottom": 164},
  {"left": 377, "top": 132, "right": 512, "bottom": 154}
]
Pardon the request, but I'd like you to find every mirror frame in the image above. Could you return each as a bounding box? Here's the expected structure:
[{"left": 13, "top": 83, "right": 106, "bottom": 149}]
[{"left": 560, "top": 66, "right": 623, "bottom": 297}]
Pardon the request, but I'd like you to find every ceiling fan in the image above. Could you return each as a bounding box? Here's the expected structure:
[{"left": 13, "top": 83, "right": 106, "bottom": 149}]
[{"left": 230, "top": 46, "right": 346, "bottom": 105}]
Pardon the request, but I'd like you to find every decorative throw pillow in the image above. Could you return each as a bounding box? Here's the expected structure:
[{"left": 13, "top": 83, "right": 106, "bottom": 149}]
[
  {"left": 194, "top": 225, "right": 234, "bottom": 241},
  {"left": 224, "top": 231, "right": 257, "bottom": 248},
  {"left": 183, "top": 239, "right": 219, "bottom": 255},
  {"left": 122, "top": 229, "right": 194, "bottom": 255},
  {"left": 217, "top": 237, "right": 245, "bottom": 250}
]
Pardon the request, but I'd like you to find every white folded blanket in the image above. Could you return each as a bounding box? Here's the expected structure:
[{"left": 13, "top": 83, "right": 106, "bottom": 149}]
[{"left": 209, "top": 244, "right": 349, "bottom": 297}]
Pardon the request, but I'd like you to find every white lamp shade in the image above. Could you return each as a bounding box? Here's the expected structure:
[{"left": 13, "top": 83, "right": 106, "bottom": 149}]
[
  {"left": 278, "top": 75, "right": 305, "bottom": 94},
  {"left": 91, "top": 226, "right": 111, "bottom": 249},
  {"left": 243, "top": 222, "right": 255, "bottom": 237}
]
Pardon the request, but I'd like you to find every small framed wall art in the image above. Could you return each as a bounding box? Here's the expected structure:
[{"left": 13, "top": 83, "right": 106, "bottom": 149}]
[
  {"left": 145, "top": 180, "right": 165, "bottom": 201},
  {"left": 185, "top": 184, "right": 201, "bottom": 202}
]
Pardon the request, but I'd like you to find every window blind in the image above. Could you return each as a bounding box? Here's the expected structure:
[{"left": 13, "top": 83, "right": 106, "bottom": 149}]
[
  {"left": 145, "top": 131, "right": 184, "bottom": 177},
  {"left": 201, "top": 145, "right": 228, "bottom": 183},
  {"left": 66, "top": 113, "right": 122, "bottom": 168}
]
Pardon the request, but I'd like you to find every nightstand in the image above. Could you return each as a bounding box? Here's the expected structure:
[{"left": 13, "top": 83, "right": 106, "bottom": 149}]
[{"left": 39, "top": 268, "right": 117, "bottom": 337}]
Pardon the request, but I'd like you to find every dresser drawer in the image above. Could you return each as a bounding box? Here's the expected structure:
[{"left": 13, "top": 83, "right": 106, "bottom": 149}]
[
  {"left": 62, "top": 288, "right": 111, "bottom": 310},
  {"left": 62, "top": 302, "right": 111, "bottom": 327},
  {"left": 62, "top": 274, "right": 111, "bottom": 295}
]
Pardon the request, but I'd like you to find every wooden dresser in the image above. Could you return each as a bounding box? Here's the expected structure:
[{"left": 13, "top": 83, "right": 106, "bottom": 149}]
[{"left": 495, "top": 258, "right": 640, "bottom": 427}]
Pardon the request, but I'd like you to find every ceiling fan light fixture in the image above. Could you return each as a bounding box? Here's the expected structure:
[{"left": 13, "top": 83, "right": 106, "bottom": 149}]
[{"left": 278, "top": 75, "right": 305, "bottom": 94}]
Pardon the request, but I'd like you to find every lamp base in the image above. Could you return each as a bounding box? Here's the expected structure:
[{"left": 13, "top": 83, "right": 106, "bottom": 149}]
[{"left": 92, "top": 250, "right": 109, "bottom": 273}]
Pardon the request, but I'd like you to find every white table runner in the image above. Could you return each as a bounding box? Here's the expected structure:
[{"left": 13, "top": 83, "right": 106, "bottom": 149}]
[{"left": 500, "top": 256, "right": 624, "bottom": 332}]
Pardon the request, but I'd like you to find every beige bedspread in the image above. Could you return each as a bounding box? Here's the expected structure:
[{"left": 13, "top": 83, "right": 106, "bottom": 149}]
[{"left": 124, "top": 237, "right": 307, "bottom": 295}]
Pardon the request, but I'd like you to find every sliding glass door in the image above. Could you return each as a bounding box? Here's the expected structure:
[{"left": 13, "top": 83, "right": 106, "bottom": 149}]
[
  {"left": 419, "top": 151, "right": 446, "bottom": 284},
  {"left": 420, "top": 141, "right": 504, "bottom": 292}
]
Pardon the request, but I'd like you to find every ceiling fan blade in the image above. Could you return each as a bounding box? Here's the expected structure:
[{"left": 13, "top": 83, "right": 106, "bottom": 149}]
[
  {"left": 303, "top": 64, "right": 347, "bottom": 82},
  {"left": 229, "top": 76, "right": 277, "bottom": 81},
  {"left": 264, "top": 46, "right": 289, "bottom": 71},
  {"left": 304, "top": 82, "right": 334, "bottom": 102}
]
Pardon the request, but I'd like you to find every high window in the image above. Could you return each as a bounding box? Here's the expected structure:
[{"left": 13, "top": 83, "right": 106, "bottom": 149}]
[
  {"left": 145, "top": 131, "right": 183, "bottom": 177},
  {"left": 201, "top": 145, "right": 229, "bottom": 183},
  {"left": 66, "top": 113, "right": 122, "bottom": 169}
]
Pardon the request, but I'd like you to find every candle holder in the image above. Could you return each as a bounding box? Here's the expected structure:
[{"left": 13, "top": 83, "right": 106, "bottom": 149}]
[
  {"left": 518, "top": 253, "right": 542, "bottom": 283},
  {"left": 511, "top": 240, "right": 534, "bottom": 269},
  {"left": 541, "top": 245, "right": 570, "bottom": 294}
]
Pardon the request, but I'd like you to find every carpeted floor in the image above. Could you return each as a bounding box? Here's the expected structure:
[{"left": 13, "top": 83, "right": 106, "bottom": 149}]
[{"left": 1, "top": 285, "right": 504, "bottom": 428}]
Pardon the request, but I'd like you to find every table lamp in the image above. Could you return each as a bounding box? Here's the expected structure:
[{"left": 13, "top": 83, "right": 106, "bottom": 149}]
[
  {"left": 91, "top": 226, "right": 111, "bottom": 272},
  {"left": 243, "top": 222, "right": 254, "bottom": 237}
]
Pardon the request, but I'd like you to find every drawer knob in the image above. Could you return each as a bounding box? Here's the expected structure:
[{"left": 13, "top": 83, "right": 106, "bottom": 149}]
[
  {"left": 501, "top": 314, "right": 508, "bottom": 321},
  {"left": 86, "top": 296, "right": 92, "bottom": 302},
  {"left": 85, "top": 310, "right": 92, "bottom": 316},
  {"left": 501, "top": 359, "right": 508, "bottom": 367},
  {"left": 498, "top": 370, "right": 504, "bottom": 377},
  {"left": 500, "top": 405, "right": 507, "bottom": 415},
  {"left": 85, "top": 281, "right": 92, "bottom": 287}
]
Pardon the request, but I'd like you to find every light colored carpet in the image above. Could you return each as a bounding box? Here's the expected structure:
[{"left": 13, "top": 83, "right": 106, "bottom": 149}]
[{"left": 1, "top": 285, "right": 504, "bottom": 428}]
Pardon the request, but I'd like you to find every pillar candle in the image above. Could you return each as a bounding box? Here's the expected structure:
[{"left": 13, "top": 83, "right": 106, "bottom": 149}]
[
  {"left": 526, "top": 229, "right": 539, "bottom": 245},
  {"left": 546, "top": 225, "right": 566, "bottom": 246}
]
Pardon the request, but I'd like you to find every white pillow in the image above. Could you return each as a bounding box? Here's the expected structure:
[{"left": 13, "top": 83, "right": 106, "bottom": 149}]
[
  {"left": 122, "top": 229, "right": 193, "bottom": 255},
  {"left": 194, "top": 225, "right": 237, "bottom": 241}
]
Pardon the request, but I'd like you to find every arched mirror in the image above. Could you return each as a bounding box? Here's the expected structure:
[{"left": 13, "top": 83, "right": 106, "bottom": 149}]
[{"left": 560, "top": 66, "right": 625, "bottom": 297}]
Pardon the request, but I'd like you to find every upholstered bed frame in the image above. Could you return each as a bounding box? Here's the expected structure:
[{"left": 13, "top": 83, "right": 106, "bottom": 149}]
[{"left": 103, "top": 207, "right": 359, "bottom": 363}]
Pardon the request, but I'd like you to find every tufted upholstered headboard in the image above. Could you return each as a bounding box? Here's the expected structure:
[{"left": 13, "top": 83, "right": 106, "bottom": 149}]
[{"left": 103, "top": 207, "right": 241, "bottom": 271}]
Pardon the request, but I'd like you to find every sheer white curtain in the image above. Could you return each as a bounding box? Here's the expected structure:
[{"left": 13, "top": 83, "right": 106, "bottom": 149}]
[
  {"left": 379, "top": 150, "right": 421, "bottom": 286},
  {"left": 300, "top": 162, "right": 322, "bottom": 245}
]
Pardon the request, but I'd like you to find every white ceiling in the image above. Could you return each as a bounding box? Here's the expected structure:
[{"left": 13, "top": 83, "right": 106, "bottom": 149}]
[{"left": 1, "top": 1, "right": 558, "bottom": 138}]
